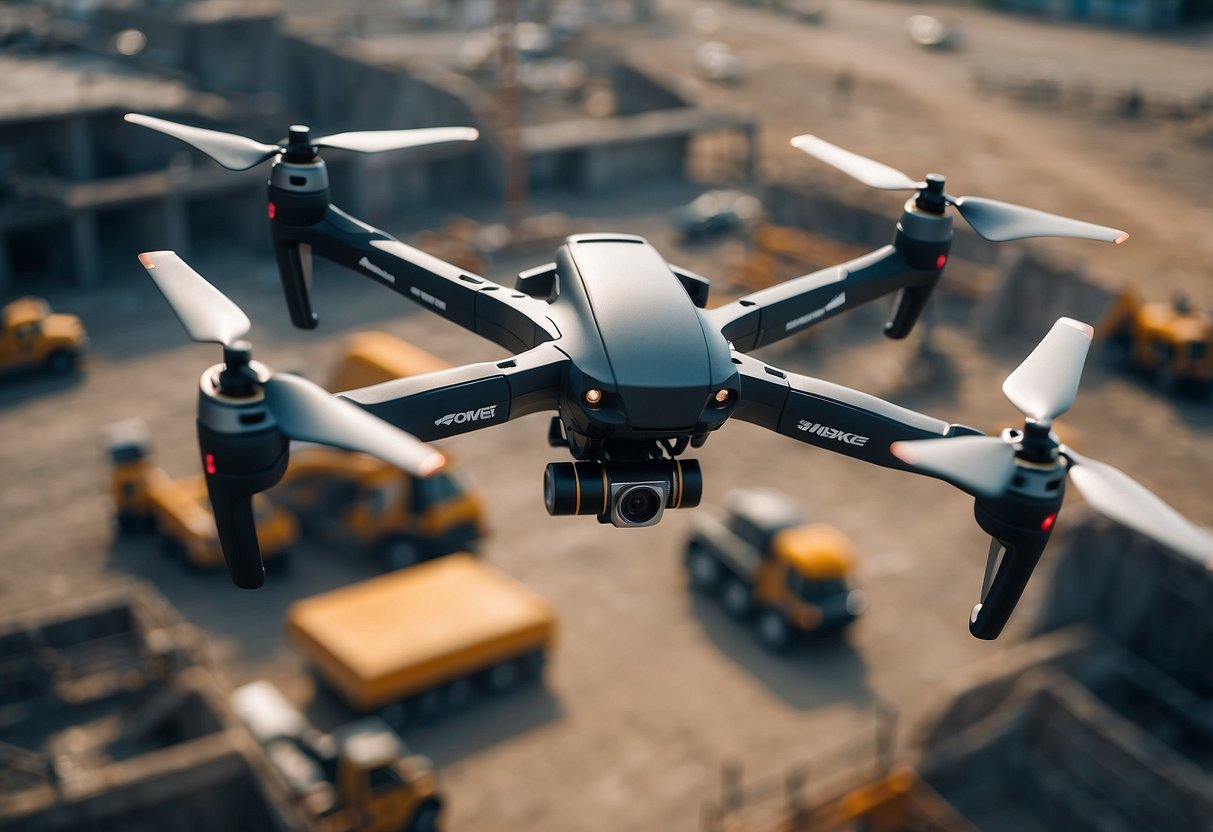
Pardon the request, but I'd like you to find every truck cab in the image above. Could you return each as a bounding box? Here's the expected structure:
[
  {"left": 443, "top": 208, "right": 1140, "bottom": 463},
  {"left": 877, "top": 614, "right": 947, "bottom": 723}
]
[
  {"left": 232, "top": 681, "right": 443, "bottom": 832},
  {"left": 686, "top": 488, "right": 866, "bottom": 651},
  {"left": 271, "top": 445, "right": 485, "bottom": 571},
  {"left": 1101, "top": 289, "right": 1213, "bottom": 396},
  {"left": 0, "top": 297, "right": 88, "bottom": 376}
]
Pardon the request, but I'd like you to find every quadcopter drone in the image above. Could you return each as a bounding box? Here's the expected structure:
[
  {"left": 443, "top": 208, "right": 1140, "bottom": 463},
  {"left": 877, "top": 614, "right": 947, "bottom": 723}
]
[{"left": 127, "top": 113, "right": 1213, "bottom": 640}]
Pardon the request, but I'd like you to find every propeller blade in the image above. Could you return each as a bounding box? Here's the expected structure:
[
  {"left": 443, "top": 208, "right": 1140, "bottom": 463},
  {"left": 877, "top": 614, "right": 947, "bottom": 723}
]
[
  {"left": 1002, "top": 318, "right": 1092, "bottom": 423},
  {"left": 890, "top": 435, "right": 1017, "bottom": 498},
  {"left": 138, "top": 251, "right": 250, "bottom": 346},
  {"left": 951, "top": 196, "right": 1129, "bottom": 245},
  {"left": 315, "top": 126, "right": 480, "bottom": 155},
  {"left": 789, "top": 134, "right": 922, "bottom": 191},
  {"left": 263, "top": 374, "right": 446, "bottom": 477},
  {"left": 1066, "top": 450, "right": 1213, "bottom": 567},
  {"left": 124, "top": 113, "right": 283, "bottom": 171}
]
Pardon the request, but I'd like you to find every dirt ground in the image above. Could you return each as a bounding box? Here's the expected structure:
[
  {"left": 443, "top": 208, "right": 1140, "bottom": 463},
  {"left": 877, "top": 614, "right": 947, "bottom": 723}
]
[{"left": 2, "top": 3, "right": 1211, "bottom": 831}]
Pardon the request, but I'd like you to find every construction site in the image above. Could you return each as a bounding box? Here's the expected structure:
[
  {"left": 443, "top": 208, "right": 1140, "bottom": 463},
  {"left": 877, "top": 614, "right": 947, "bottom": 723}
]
[{"left": 1, "top": 1, "right": 1211, "bottom": 830}]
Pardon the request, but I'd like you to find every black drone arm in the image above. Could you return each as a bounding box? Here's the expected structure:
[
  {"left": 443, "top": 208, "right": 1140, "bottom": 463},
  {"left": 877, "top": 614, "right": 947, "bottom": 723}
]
[
  {"left": 271, "top": 204, "right": 559, "bottom": 353},
  {"left": 734, "top": 351, "right": 1064, "bottom": 640},
  {"left": 339, "top": 343, "right": 567, "bottom": 439},
  {"left": 731, "top": 351, "right": 980, "bottom": 470},
  {"left": 708, "top": 238, "right": 948, "bottom": 353}
]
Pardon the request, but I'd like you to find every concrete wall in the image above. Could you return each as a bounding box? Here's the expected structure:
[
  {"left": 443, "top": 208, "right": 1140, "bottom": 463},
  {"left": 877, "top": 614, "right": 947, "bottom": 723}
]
[
  {"left": 611, "top": 61, "right": 694, "bottom": 116},
  {"left": 975, "top": 248, "right": 1119, "bottom": 343},
  {"left": 92, "top": 8, "right": 283, "bottom": 95},
  {"left": 995, "top": 0, "right": 1186, "bottom": 27},
  {"left": 919, "top": 656, "right": 1213, "bottom": 832},
  {"left": 0, "top": 9, "right": 741, "bottom": 286},
  {"left": 1036, "top": 515, "right": 1213, "bottom": 696}
]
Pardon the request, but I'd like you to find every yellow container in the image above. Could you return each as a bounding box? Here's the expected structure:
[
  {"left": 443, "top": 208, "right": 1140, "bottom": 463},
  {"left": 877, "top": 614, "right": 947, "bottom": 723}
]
[{"left": 287, "top": 554, "right": 555, "bottom": 712}]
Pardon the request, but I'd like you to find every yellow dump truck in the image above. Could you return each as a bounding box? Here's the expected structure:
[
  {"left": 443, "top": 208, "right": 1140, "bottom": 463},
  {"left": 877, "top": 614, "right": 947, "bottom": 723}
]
[
  {"left": 271, "top": 445, "right": 486, "bottom": 570},
  {"left": 231, "top": 681, "right": 444, "bottom": 832},
  {"left": 1099, "top": 288, "right": 1213, "bottom": 396},
  {"left": 287, "top": 554, "right": 556, "bottom": 727},
  {"left": 107, "top": 420, "right": 297, "bottom": 572},
  {"left": 0, "top": 296, "right": 88, "bottom": 376},
  {"left": 686, "top": 488, "right": 866, "bottom": 651},
  {"left": 326, "top": 331, "right": 452, "bottom": 393}
]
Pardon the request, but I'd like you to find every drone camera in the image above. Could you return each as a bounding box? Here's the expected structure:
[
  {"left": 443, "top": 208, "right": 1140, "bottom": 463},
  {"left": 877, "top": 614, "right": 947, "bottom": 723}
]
[
  {"left": 543, "top": 459, "right": 703, "bottom": 528},
  {"left": 610, "top": 481, "right": 668, "bottom": 527}
]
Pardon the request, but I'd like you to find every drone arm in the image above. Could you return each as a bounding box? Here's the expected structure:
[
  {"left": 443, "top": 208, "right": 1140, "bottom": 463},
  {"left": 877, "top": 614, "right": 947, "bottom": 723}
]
[
  {"left": 732, "top": 352, "right": 978, "bottom": 469},
  {"left": 340, "top": 343, "right": 567, "bottom": 440},
  {"left": 709, "top": 240, "right": 947, "bottom": 352},
  {"left": 735, "top": 353, "right": 1054, "bottom": 640},
  {"left": 271, "top": 205, "right": 559, "bottom": 352}
]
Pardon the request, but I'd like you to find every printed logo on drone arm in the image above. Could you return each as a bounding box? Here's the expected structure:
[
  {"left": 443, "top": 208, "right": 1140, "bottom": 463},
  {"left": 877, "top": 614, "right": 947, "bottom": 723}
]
[
  {"left": 797, "top": 420, "right": 869, "bottom": 446},
  {"left": 358, "top": 256, "right": 396, "bottom": 284},
  {"left": 785, "top": 292, "right": 846, "bottom": 332},
  {"left": 435, "top": 405, "right": 499, "bottom": 427}
]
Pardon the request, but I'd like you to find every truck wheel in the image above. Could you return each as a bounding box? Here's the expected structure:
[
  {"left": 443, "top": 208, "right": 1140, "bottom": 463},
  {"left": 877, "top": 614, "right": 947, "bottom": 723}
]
[
  {"left": 379, "top": 702, "right": 408, "bottom": 729},
  {"left": 408, "top": 800, "right": 443, "bottom": 832},
  {"left": 756, "top": 610, "right": 793, "bottom": 653},
  {"left": 1101, "top": 335, "right": 1131, "bottom": 370},
  {"left": 161, "top": 536, "right": 197, "bottom": 572},
  {"left": 445, "top": 678, "right": 476, "bottom": 714},
  {"left": 1154, "top": 366, "right": 1180, "bottom": 396},
  {"left": 45, "top": 350, "right": 75, "bottom": 375},
  {"left": 412, "top": 688, "right": 445, "bottom": 724},
  {"left": 116, "top": 512, "right": 150, "bottom": 534},
  {"left": 519, "top": 648, "right": 546, "bottom": 679},
  {"left": 158, "top": 533, "right": 179, "bottom": 559},
  {"left": 686, "top": 546, "right": 722, "bottom": 593},
  {"left": 484, "top": 660, "right": 520, "bottom": 694},
  {"left": 379, "top": 536, "right": 422, "bottom": 571},
  {"left": 721, "top": 577, "right": 753, "bottom": 619}
]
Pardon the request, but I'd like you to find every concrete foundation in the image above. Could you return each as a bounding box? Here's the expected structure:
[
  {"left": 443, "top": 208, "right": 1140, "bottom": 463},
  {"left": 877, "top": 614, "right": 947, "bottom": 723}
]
[
  {"left": 0, "top": 584, "right": 310, "bottom": 832},
  {"left": 1, "top": 5, "right": 756, "bottom": 289}
]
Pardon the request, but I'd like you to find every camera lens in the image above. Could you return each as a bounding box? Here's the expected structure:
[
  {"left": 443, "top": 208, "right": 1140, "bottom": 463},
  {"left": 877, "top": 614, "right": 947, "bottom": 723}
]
[{"left": 617, "top": 486, "right": 663, "bottom": 525}]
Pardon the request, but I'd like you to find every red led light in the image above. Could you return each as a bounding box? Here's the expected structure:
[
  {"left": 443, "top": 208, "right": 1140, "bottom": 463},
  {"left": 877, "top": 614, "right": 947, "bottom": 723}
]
[
  {"left": 205, "top": 453, "right": 216, "bottom": 475},
  {"left": 267, "top": 202, "right": 276, "bottom": 220},
  {"left": 1040, "top": 512, "right": 1057, "bottom": 532},
  {"left": 935, "top": 254, "right": 948, "bottom": 269}
]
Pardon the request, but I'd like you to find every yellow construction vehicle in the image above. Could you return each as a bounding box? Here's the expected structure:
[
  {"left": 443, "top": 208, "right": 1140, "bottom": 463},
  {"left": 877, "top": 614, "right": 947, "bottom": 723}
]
[
  {"left": 0, "top": 297, "right": 88, "bottom": 376},
  {"left": 707, "top": 765, "right": 974, "bottom": 832},
  {"left": 287, "top": 334, "right": 485, "bottom": 569},
  {"left": 107, "top": 420, "right": 297, "bottom": 572},
  {"left": 232, "top": 681, "right": 444, "bottom": 832},
  {"left": 326, "top": 331, "right": 453, "bottom": 393},
  {"left": 270, "top": 445, "right": 485, "bottom": 570},
  {"left": 1099, "top": 288, "right": 1213, "bottom": 396},
  {"left": 287, "top": 554, "right": 556, "bottom": 727},
  {"left": 685, "top": 488, "right": 866, "bottom": 651}
]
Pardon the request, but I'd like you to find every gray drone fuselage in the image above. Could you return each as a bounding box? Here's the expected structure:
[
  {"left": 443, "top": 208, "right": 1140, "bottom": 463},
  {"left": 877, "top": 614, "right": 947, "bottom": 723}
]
[{"left": 546, "top": 235, "right": 739, "bottom": 451}]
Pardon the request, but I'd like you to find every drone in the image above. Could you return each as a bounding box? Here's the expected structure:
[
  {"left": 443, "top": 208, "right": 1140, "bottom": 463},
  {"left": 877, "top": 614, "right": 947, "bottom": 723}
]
[{"left": 127, "top": 113, "right": 1213, "bottom": 640}]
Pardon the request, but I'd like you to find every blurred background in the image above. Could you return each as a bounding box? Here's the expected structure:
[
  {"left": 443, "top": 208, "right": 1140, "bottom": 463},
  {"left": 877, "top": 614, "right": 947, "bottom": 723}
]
[{"left": 0, "top": 1, "right": 1211, "bottom": 830}]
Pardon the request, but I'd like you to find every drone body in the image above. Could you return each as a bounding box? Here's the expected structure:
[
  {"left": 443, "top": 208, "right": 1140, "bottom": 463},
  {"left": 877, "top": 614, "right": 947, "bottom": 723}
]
[{"left": 127, "top": 112, "right": 1213, "bottom": 640}]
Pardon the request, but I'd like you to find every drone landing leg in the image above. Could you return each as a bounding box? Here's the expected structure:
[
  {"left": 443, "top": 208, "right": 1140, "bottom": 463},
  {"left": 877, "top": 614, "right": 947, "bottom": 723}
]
[{"left": 273, "top": 241, "right": 317, "bottom": 329}]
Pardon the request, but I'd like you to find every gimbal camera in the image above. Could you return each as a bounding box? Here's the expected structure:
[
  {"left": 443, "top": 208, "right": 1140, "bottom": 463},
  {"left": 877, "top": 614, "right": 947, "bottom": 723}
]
[{"left": 128, "top": 113, "right": 1213, "bottom": 639}]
